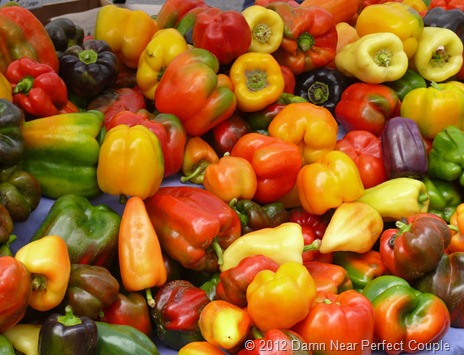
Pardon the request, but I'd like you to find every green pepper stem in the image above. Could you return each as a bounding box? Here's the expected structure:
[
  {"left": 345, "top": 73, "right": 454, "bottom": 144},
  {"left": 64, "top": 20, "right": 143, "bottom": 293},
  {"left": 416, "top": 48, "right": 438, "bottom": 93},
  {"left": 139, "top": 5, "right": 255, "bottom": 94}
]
[
  {"left": 373, "top": 48, "right": 392, "bottom": 67},
  {"left": 78, "top": 49, "right": 98, "bottom": 65},
  {"left": 297, "top": 32, "right": 315, "bottom": 52},
  {"left": 253, "top": 23, "right": 272, "bottom": 44},
  {"left": 418, "top": 191, "right": 430, "bottom": 208},
  {"left": 13, "top": 75, "right": 34, "bottom": 95},
  {"left": 212, "top": 239, "right": 224, "bottom": 266},
  {"left": 180, "top": 160, "right": 209, "bottom": 183},
  {"left": 245, "top": 69, "right": 268, "bottom": 92},
  {"left": 308, "top": 81, "right": 329, "bottom": 105},
  {"left": 430, "top": 46, "right": 450, "bottom": 68},
  {"left": 251, "top": 326, "right": 264, "bottom": 339},
  {"left": 303, "top": 238, "right": 321, "bottom": 252},
  {"left": 58, "top": 305, "right": 82, "bottom": 326},
  {"left": 31, "top": 274, "right": 47, "bottom": 292},
  {"left": 146, "top": 288, "right": 156, "bottom": 308},
  {"left": 395, "top": 220, "right": 412, "bottom": 234}
]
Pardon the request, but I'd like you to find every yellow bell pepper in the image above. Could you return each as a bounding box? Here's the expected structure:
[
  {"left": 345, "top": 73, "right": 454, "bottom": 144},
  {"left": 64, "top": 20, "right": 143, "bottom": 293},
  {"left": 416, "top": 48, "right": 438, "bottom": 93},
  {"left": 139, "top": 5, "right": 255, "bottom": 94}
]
[
  {"left": 3, "top": 324, "right": 41, "bottom": 355},
  {"left": 412, "top": 27, "right": 464, "bottom": 83},
  {"left": 268, "top": 102, "right": 339, "bottom": 165},
  {"left": 297, "top": 150, "right": 365, "bottom": 216},
  {"left": 246, "top": 261, "right": 317, "bottom": 331},
  {"left": 335, "top": 32, "right": 409, "bottom": 84},
  {"left": 221, "top": 222, "right": 304, "bottom": 271},
  {"left": 97, "top": 124, "right": 164, "bottom": 200},
  {"left": 356, "top": 177, "right": 430, "bottom": 221},
  {"left": 136, "top": 28, "right": 188, "bottom": 100},
  {"left": 355, "top": 2, "right": 424, "bottom": 59},
  {"left": 320, "top": 201, "right": 384, "bottom": 254},
  {"left": 242, "top": 5, "right": 284, "bottom": 54},
  {"left": 400, "top": 81, "right": 464, "bottom": 139},
  {"left": 229, "top": 52, "right": 285, "bottom": 112},
  {"left": 0, "top": 72, "right": 12, "bottom": 101},
  {"left": 94, "top": 5, "right": 159, "bottom": 69}
]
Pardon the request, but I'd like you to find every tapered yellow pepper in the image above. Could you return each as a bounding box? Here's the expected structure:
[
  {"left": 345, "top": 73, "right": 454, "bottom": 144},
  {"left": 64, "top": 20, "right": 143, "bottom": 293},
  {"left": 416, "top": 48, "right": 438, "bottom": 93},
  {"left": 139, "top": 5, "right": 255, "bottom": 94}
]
[
  {"left": 97, "top": 124, "right": 164, "bottom": 200},
  {"left": 94, "top": 5, "right": 159, "bottom": 69},
  {"left": 136, "top": 28, "right": 188, "bottom": 100}
]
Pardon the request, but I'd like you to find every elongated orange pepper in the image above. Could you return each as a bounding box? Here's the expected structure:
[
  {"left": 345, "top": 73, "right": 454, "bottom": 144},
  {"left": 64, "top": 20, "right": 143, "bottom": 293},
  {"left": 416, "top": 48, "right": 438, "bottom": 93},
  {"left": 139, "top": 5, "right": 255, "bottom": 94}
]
[{"left": 119, "top": 196, "right": 167, "bottom": 306}]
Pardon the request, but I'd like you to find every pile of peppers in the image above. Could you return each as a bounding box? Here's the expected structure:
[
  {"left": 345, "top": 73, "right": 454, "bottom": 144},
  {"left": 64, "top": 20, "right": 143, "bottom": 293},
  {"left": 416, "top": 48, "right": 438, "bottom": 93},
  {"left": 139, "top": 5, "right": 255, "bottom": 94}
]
[{"left": 2, "top": 0, "right": 464, "bottom": 354}]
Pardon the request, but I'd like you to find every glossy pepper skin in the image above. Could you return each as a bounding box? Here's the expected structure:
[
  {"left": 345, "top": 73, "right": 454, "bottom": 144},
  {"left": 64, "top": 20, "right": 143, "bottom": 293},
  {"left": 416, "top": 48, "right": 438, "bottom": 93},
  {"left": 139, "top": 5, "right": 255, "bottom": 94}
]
[
  {"left": 293, "top": 290, "right": 375, "bottom": 355},
  {"left": 414, "top": 252, "right": 464, "bottom": 328},
  {"left": 31, "top": 194, "right": 121, "bottom": 267},
  {"left": 231, "top": 133, "right": 302, "bottom": 204},
  {"left": 335, "top": 130, "right": 388, "bottom": 189},
  {"left": 20, "top": 110, "right": 104, "bottom": 199},
  {"left": 297, "top": 151, "right": 364, "bottom": 216},
  {"left": 385, "top": 69, "right": 427, "bottom": 102},
  {"left": 423, "top": 176, "right": 462, "bottom": 223},
  {"left": 362, "top": 275, "right": 450, "bottom": 355},
  {"left": 304, "top": 261, "right": 353, "bottom": 295},
  {"left": 65, "top": 263, "right": 119, "bottom": 320},
  {"left": 0, "top": 165, "right": 41, "bottom": 222},
  {"left": 268, "top": 102, "right": 339, "bottom": 165},
  {"left": 38, "top": 305, "right": 98, "bottom": 355},
  {"left": 93, "top": 4, "right": 158, "bottom": 69},
  {"left": 155, "top": 48, "right": 236, "bottom": 137},
  {"left": 192, "top": 7, "right": 251, "bottom": 66},
  {"left": 155, "top": 0, "right": 208, "bottom": 29},
  {"left": 145, "top": 186, "right": 242, "bottom": 272},
  {"left": 151, "top": 280, "right": 211, "bottom": 350},
  {"left": 44, "top": 18, "right": 85, "bottom": 58},
  {"left": 5, "top": 57, "right": 67, "bottom": 118},
  {"left": 97, "top": 124, "right": 164, "bottom": 200},
  {"left": 0, "top": 5, "right": 59, "bottom": 74},
  {"left": 423, "top": 7, "right": 464, "bottom": 43},
  {"left": 181, "top": 136, "right": 219, "bottom": 184},
  {"left": 267, "top": 2, "right": 338, "bottom": 75},
  {"left": 59, "top": 39, "right": 119, "bottom": 99},
  {"left": 379, "top": 213, "right": 452, "bottom": 281},
  {"left": 381, "top": 116, "right": 428, "bottom": 180},
  {"left": 335, "top": 82, "right": 401, "bottom": 136},
  {"left": 0, "top": 256, "right": 32, "bottom": 333},
  {"left": 2, "top": 323, "right": 41, "bottom": 355},
  {"left": 0, "top": 98, "right": 24, "bottom": 167}
]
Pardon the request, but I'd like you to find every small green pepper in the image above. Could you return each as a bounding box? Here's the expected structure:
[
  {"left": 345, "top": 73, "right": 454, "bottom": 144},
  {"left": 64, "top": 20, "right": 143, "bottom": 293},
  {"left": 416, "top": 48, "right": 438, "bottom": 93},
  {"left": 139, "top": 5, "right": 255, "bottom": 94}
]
[{"left": 423, "top": 176, "right": 462, "bottom": 222}]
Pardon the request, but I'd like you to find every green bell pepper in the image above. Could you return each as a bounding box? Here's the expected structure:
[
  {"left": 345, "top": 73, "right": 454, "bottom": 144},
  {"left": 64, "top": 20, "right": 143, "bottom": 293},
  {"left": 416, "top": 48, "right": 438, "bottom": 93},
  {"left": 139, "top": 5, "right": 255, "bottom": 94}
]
[
  {"left": 362, "top": 275, "right": 451, "bottom": 353},
  {"left": 95, "top": 321, "right": 160, "bottom": 355},
  {"left": 427, "top": 125, "right": 464, "bottom": 186},
  {"left": 423, "top": 176, "right": 462, "bottom": 223},
  {"left": 0, "top": 98, "right": 24, "bottom": 167},
  {"left": 0, "top": 334, "right": 15, "bottom": 355},
  {"left": 385, "top": 69, "right": 427, "bottom": 101},
  {"left": 30, "top": 194, "right": 121, "bottom": 268},
  {"left": 19, "top": 110, "right": 105, "bottom": 199}
]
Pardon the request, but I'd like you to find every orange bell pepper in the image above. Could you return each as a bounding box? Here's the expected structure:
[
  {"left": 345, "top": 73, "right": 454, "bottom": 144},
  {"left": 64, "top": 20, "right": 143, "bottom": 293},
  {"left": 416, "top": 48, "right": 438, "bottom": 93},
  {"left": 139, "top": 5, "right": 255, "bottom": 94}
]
[
  {"left": 297, "top": 150, "right": 365, "bottom": 215},
  {"left": 203, "top": 155, "right": 257, "bottom": 203},
  {"left": 448, "top": 203, "right": 464, "bottom": 253},
  {"left": 119, "top": 196, "right": 167, "bottom": 305},
  {"left": 230, "top": 133, "right": 302, "bottom": 204},
  {"left": 246, "top": 261, "right": 317, "bottom": 331},
  {"left": 181, "top": 136, "right": 219, "bottom": 185},
  {"left": 268, "top": 102, "right": 339, "bottom": 165},
  {"left": 15, "top": 235, "right": 71, "bottom": 312},
  {"left": 198, "top": 299, "right": 252, "bottom": 350}
]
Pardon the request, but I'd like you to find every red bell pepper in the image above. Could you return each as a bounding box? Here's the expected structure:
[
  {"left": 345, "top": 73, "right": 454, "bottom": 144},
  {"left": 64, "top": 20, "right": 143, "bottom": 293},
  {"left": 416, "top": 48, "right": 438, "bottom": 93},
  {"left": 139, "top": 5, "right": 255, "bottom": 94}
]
[
  {"left": 155, "top": 0, "right": 209, "bottom": 29},
  {"left": 335, "top": 82, "right": 401, "bottom": 136},
  {"left": 379, "top": 213, "right": 452, "bottom": 281},
  {"left": 266, "top": 2, "right": 338, "bottom": 75},
  {"left": 192, "top": 7, "right": 252, "bottom": 66},
  {"left": 304, "top": 261, "right": 354, "bottom": 295},
  {"left": 230, "top": 132, "right": 302, "bottom": 204},
  {"left": 5, "top": 57, "right": 67, "bottom": 118},
  {"left": 335, "top": 130, "right": 388, "bottom": 188}
]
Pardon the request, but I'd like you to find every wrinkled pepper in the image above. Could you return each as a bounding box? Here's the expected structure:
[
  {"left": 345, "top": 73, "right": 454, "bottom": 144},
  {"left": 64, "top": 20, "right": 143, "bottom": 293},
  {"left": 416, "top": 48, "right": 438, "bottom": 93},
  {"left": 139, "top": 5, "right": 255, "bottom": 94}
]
[
  {"left": 423, "top": 176, "right": 462, "bottom": 223},
  {"left": 297, "top": 150, "right": 364, "bottom": 215},
  {"left": 93, "top": 4, "right": 158, "bottom": 69},
  {"left": 15, "top": 235, "right": 71, "bottom": 312},
  {"left": 181, "top": 136, "right": 219, "bottom": 184},
  {"left": 247, "top": 261, "right": 316, "bottom": 331},
  {"left": 155, "top": 48, "right": 236, "bottom": 137},
  {"left": 231, "top": 132, "right": 302, "bottom": 204},
  {"left": 5, "top": 57, "right": 67, "bottom": 118},
  {"left": 362, "top": 275, "right": 450, "bottom": 355},
  {"left": 268, "top": 102, "right": 339, "bottom": 165},
  {"left": 97, "top": 124, "right": 164, "bottom": 200},
  {"left": 379, "top": 213, "right": 451, "bottom": 281},
  {"left": 356, "top": 177, "right": 430, "bottom": 221},
  {"left": 267, "top": 2, "right": 338, "bottom": 75},
  {"left": 0, "top": 98, "right": 24, "bottom": 167},
  {"left": 20, "top": 110, "right": 104, "bottom": 199},
  {"left": 145, "top": 186, "right": 242, "bottom": 272}
]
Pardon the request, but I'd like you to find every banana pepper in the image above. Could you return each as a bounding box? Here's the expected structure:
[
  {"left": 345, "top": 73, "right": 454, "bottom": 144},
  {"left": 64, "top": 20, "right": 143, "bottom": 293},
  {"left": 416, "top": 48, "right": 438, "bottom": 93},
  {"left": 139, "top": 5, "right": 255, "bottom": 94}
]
[
  {"left": 268, "top": 102, "right": 339, "bottom": 165},
  {"left": 19, "top": 110, "right": 104, "bottom": 199},
  {"left": 94, "top": 4, "right": 158, "bottom": 69},
  {"left": 97, "top": 124, "right": 164, "bottom": 201},
  {"left": 296, "top": 150, "right": 364, "bottom": 216},
  {"left": 356, "top": 2, "right": 424, "bottom": 59},
  {"left": 356, "top": 177, "right": 430, "bottom": 221},
  {"left": 136, "top": 28, "right": 188, "bottom": 100},
  {"left": 335, "top": 32, "right": 409, "bottom": 84}
]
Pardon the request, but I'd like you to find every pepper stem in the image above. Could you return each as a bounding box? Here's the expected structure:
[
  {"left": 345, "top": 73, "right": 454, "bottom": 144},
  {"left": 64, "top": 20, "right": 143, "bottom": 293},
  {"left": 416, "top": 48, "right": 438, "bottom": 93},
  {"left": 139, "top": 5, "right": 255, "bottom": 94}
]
[
  {"left": 180, "top": 160, "right": 209, "bottom": 183},
  {"left": 212, "top": 239, "right": 223, "bottom": 266},
  {"left": 308, "top": 81, "right": 329, "bottom": 105},
  {"left": 430, "top": 46, "right": 450, "bottom": 68},
  {"left": 303, "top": 238, "right": 321, "bottom": 252},
  {"left": 58, "top": 305, "right": 82, "bottom": 326},
  {"left": 78, "top": 49, "right": 98, "bottom": 65},
  {"left": 253, "top": 23, "right": 272, "bottom": 44},
  {"left": 373, "top": 48, "right": 393, "bottom": 67},
  {"left": 13, "top": 75, "right": 34, "bottom": 95},
  {"left": 297, "top": 32, "right": 315, "bottom": 52},
  {"left": 31, "top": 274, "right": 47, "bottom": 292},
  {"left": 245, "top": 69, "right": 268, "bottom": 92},
  {"left": 146, "top": 288, "right": 156, "bottom": 308}
]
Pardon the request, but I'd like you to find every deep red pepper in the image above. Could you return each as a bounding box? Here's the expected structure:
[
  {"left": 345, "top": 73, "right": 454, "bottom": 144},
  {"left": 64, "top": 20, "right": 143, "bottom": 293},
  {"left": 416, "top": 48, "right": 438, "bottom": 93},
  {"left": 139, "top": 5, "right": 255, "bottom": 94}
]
[{"left": 5, "top": 57, "right": 67, "bottom": 118}]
